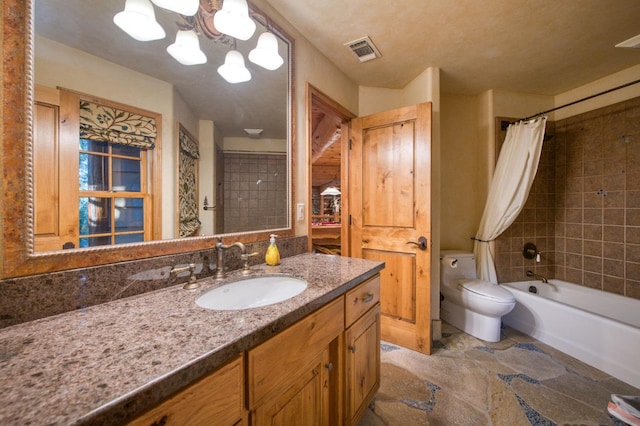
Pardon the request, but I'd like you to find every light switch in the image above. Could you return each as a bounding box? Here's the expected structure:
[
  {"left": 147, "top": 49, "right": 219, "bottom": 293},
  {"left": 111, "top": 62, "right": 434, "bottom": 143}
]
[{"left": 296, "top": 203, "right": 305, "bottom": 221}]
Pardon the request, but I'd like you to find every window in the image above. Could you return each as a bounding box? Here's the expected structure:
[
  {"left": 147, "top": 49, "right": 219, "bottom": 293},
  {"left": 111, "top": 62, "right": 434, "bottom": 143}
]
[{"left": 78, "top": 139, "right": 149, "bottom": 247}]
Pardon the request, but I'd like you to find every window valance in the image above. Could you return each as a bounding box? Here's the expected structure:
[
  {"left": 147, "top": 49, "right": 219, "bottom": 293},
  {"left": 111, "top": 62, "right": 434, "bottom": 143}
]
[
  {"left": 179, "top": 127, "right": 200, "bottom": 159},
  {"left": 79, "top": 101, "right": 157, "bottom": 149}
]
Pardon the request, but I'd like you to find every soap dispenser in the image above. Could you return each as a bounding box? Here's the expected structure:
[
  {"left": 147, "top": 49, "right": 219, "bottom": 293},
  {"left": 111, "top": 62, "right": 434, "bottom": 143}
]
[{"left": 265, "top": 234, "right": 280, "bottom": 266}]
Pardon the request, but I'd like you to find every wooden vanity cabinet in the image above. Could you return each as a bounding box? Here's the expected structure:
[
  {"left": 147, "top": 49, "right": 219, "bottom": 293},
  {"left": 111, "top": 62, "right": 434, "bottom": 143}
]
[
  {"left": 344, "top": 275, "right": 381, "bottom": 425},
  {"left": 129, "top": 273, "right": 381, "bottom": 426},
  {"left": 128, "top": 355, "right": 245, "bottom": 426},
  {"left": 248, "top": 297, "right": 344, "bottom": 425}
]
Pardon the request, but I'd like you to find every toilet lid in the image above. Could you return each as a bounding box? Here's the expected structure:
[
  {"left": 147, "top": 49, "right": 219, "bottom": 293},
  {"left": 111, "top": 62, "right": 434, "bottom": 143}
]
[{"left": 458, "top": 279, "right": 515, "bottom": 302}]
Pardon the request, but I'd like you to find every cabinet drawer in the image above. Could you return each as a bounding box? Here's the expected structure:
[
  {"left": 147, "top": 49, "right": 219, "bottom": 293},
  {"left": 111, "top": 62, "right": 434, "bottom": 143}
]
[
  {"left": 345, "top": 275, "right": 380, "bottom": 327},
  {"left": 248, "top": 296, "right": 344, "bottom": 409},
  {"left": 129, "top": 355, "right": 244, "bottom": 426}
]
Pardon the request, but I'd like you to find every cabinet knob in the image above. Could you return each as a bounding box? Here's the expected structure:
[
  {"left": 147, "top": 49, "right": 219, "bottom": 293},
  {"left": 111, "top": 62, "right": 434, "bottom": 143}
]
[
  {"left": 348, "top": 344, "right": 357, "bottom": 353},
  {"left": 325, "top": 362, "right": 334, "bottom": 372}
]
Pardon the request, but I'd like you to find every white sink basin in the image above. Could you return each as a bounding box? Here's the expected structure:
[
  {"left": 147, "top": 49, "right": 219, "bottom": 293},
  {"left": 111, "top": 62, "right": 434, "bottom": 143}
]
[{"left": 196, "top": 276, "right": 308, "bottom": 310}]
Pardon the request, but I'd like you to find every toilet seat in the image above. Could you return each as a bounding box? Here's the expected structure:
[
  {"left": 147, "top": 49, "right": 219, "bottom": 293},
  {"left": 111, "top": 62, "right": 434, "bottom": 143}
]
[{"left": 458, "top": 279, "right": 515, "bottom": 304}]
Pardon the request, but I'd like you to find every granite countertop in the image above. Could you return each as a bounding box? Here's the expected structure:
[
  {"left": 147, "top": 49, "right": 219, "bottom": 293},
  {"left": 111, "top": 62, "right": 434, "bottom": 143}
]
[{"left": 0, "top": 253, "right": 384, "bottom": 425}]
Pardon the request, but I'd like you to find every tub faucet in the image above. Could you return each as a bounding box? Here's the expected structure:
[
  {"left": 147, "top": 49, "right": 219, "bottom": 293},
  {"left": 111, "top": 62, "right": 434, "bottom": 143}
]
[{"left": 526, "top": 270, "right": 548, "bottom": 284}]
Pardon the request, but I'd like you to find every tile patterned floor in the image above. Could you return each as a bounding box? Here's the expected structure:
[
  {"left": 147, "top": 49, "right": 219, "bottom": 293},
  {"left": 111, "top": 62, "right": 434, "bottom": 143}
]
[{"left": 359, "top": 322, "right": 640, "bottom": 425}]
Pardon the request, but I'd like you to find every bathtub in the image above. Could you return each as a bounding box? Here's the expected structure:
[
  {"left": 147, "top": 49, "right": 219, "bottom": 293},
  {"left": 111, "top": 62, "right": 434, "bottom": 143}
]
[{"left": 501, "top": 279, "right": 640, "bottom": 389}]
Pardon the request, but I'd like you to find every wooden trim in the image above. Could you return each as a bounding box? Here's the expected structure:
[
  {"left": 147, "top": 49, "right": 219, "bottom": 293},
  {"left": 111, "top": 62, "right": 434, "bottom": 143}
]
[{"left": 305, "top": 84, "right": 356, "bottom": 253}]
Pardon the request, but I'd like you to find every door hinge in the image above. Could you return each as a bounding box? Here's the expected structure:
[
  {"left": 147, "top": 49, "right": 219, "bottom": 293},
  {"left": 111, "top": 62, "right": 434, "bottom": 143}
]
[
  {"left": 349, "top": 215, "right": 352, "bottom": 225},
  {"left": 349, "top": 138, "right": 353, "bottom": 150}
]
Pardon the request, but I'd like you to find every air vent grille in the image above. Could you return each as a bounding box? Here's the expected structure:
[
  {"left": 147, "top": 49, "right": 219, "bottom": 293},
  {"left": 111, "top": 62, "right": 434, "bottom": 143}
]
[{"left": 344, "top": 36, "right": 382, "bottom": 62}]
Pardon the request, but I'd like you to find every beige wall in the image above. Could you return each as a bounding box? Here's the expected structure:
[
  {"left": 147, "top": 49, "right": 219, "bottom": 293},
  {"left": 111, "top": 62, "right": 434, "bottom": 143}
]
[
  {"left": 440, "top": 93, "right": 480, "bottom": 251},
  {"left": 35, "top": 36, "right": 191, "bottom": 240}
]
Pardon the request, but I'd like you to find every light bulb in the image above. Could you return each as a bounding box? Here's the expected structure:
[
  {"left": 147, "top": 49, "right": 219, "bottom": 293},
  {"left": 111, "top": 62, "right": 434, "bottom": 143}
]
[
  {"left": 213, "top": 0, "right": 256, "bottom": 41},
  {"left": 167, "top": 30, "right": 207, "bottom": 65},
  {"left": 113, "top": 0, "right": 165, "bottom": 41},
  {"left": 249, "top": 32, "right": 284, "bottom": 70},
  {"left": 217, "top": 50, "right": 251, "bottom": 84}
]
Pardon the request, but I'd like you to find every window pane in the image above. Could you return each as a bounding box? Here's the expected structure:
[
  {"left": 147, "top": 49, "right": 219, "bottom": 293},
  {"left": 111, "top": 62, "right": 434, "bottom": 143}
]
[
  {"left": 112, "top": 158, "right": 141, "bottom": 192},
  {"left": 115, "top": 198, "right": 144, "bottom": 232},
  {"left": 80, "top": 139, "right": 109, "bottom": 153},
  {"left": 115, "top": 234, "right": 144, "bottom": 244},
  {"left": 79, "top": 153, "right": 109, "bottom": 191},
  {"left": 80, "top": 236, "right": 112, "bottom": 248},
  {"left": 79, "top": 197, "right": 112, "bottom": 235},
  {"left": 112, "top": 144, "right": 141, "bottom": 158}
]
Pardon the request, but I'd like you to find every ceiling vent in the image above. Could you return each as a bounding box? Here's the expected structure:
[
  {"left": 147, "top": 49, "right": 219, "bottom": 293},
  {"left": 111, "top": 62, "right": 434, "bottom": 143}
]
[
  {"left": 344, "top": 36, "right": 382, "bottom": 63},
  {"left": 616, "top": 34, "right": 640, "bottom": 49}
]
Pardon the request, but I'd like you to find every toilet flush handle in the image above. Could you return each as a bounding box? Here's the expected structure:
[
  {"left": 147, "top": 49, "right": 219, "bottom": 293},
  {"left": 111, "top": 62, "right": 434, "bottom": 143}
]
[{"left": 407, "top": 236, "right": 428, "bottom": 251}]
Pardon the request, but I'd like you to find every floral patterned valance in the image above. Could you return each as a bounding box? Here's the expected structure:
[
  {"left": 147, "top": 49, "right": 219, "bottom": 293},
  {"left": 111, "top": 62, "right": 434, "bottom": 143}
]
[
  {"left": 179, "top": 127, "right": 200, "bottom": 159},
  {"left": 79, "top": 101, "right": 157, "bottom": 149}
]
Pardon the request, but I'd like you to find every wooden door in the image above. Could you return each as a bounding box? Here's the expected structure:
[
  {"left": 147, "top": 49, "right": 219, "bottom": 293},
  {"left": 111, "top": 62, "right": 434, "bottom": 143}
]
[{"left": 349, "top": 103, "right": 432, "bottom": 354}]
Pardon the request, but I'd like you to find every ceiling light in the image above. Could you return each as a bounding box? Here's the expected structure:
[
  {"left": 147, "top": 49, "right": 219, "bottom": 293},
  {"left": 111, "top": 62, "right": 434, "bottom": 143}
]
[
  {"left": 218, "top": 50, "right": 251, "bottom": 83},
  {"left": 213, "top": 0, "right": 256, "bottom": 41},
  {"left": 167, "top": 30, "right": 207, "bottom": 65},
  {"left": 244, "top": 128, "right": 263, "bottom": 138},
  {"left": 321, "top": 187, "right": 341, "bottom": 196},
  {"left": 249, "top": 32, "right": 284, "bottom": 70},
  {"left": 113, "top": 0, "right": 166, "bottom": 42},
  {"left": 151, "top": 0, "right": 199, "bottom": 17}
]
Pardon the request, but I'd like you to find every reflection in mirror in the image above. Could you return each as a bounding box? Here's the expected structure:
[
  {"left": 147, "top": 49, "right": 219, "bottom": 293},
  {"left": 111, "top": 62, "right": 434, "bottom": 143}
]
[{"left": 32, "top": 0, "right": 292, "bottom": 253}]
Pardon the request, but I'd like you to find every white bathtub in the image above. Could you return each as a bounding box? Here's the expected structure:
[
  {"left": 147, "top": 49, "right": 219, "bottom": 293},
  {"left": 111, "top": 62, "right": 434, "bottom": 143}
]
[{"left": 501, "top": 279, "right": 640, "bottom": 389}]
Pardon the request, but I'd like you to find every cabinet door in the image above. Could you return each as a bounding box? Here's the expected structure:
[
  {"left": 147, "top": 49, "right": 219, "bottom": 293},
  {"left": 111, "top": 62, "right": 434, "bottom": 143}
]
[
  {"left": 345, "top": 304, "right": 380, "bottom": 425},
  {"left": 252, "top": 349, "right": 329, "bottom": 426},
  {"left": 129, "top": 355, "right": 245, "bottom": 426}
]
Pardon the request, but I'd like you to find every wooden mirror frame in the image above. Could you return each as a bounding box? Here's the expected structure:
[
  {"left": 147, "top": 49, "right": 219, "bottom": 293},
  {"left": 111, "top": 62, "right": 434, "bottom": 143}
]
[{"left": 1, "top": 0, "right": 295, "bottom": 279}]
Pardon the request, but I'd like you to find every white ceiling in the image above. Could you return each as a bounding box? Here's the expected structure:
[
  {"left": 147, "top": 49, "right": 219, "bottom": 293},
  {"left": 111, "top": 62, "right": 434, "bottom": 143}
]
[{"left": 265, "top": 0, "right": 640, "bottom": 95}]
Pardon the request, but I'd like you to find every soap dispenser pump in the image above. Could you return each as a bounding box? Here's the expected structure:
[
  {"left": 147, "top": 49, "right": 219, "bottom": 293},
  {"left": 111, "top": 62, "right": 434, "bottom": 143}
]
[{"left": 265, "top": 234, "right": 280, "bottom": 266}]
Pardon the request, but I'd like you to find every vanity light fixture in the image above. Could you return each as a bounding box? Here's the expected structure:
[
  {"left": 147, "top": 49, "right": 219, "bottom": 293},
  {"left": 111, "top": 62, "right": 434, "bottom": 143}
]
[
  {"left": 167, "top": 30, "right": 207, "bottom": 65},
  {"left": 151, "top": 0, "right": 199, "bottom": 17},
  {"left": 213, "top": 0, "right": 256, "bottom": 41},
  {"left": 249, "top": 31, "right": 284, "bottom": 70},
  {"left": 113, "top": 0, "right": 166, "bottom": 42},
  {"left": 218, "top": 50, "right": 251, "bottom": 84}
]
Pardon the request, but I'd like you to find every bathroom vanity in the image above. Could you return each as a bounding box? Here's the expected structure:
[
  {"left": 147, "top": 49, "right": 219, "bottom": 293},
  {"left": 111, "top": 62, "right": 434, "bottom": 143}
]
[{"left": 0, "top": 253, "right": 383, "bottom": 425}]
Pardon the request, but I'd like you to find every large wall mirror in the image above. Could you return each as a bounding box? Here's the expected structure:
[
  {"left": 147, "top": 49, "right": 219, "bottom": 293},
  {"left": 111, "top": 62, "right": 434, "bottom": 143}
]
[{"left": 1, "top": 0, "right": 295, "bottom": 278}]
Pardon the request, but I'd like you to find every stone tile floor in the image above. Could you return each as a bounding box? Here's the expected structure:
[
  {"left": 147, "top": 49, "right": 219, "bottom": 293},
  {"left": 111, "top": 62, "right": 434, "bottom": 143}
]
[{"left": 359, "top": 322, "right": 639, "bottom": 425}]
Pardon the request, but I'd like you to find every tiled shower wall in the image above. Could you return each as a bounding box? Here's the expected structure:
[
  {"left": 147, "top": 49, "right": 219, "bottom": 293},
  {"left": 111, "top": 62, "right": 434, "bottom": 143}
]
[
  {"left": 223, "top": 153, "right": 288, "bottom": 233},
  {"left": 495, "top": 96, "right": 640, "bottom": 300}
]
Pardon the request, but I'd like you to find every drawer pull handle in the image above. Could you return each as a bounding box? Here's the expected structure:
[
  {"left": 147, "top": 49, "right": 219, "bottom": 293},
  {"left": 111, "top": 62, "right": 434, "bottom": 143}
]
[
  {"left": 348, "top": 344, "right": 357, "bottom": 353},
  {"left": 362, "top": 293, "right": 374, "bottom": 303}
]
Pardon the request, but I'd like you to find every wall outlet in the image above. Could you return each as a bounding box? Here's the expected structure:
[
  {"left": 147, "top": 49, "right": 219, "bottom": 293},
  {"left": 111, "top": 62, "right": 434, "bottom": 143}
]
[{"left": 296, "top": 203, "right": 305, "bottom": 221}]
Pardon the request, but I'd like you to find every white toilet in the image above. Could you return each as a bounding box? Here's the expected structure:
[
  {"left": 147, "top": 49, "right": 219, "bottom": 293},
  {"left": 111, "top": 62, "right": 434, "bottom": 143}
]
[{"left": 440, "top": 250, "right": 516, "bottom": 342}]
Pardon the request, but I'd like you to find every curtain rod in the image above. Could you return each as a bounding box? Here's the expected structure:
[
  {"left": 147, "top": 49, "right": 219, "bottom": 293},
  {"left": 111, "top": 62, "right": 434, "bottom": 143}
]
[{"left": 519, "top": 78, "right": 640, "bottom": 122}]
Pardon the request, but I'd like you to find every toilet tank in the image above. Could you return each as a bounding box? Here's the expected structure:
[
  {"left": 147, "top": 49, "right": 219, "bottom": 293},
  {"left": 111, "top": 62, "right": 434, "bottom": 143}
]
[{"left": 440, "top": 250, "right": 477, "bottom": 285}]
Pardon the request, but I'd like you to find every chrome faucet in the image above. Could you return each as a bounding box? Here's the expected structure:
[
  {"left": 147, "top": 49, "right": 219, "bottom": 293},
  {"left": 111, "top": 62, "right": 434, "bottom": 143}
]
[
  {"left": 526, "top": 270, "right": 548, "bottom": 284},
  {"left": 215, "top": 238, "right": 258, "bottom": 279}
]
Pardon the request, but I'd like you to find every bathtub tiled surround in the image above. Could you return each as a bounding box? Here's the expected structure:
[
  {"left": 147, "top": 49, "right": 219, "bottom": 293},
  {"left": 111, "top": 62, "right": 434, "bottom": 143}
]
[
  {"left": 223, "top": 153, "right": 288, "bottom": 233},
  {"left": 495, "top": 96, "right": 640, "bottom": 300},
  {"left": 0, "top": 236, "right": 307, "bottom": 328},
  {"left": 359, "top": 322, "right": 639, "bottom": 426}
]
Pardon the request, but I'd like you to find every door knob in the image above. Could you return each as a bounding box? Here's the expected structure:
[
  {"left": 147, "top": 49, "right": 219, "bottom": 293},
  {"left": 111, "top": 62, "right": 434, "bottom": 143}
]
[{"left": 407, "top": 236, "right": 428, "bottom": 251}]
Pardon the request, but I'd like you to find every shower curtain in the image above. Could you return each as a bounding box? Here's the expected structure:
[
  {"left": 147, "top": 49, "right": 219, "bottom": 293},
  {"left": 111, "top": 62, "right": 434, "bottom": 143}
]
[{"left": 473, "top": 117, "right": 547, "bottom": 283}]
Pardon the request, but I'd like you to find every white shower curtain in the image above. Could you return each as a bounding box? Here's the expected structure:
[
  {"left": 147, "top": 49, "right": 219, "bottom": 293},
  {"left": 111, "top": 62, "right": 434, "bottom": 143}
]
[{"left": 473, "top": 117, "right": 547, "bottom": 283}]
